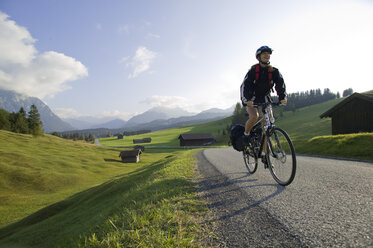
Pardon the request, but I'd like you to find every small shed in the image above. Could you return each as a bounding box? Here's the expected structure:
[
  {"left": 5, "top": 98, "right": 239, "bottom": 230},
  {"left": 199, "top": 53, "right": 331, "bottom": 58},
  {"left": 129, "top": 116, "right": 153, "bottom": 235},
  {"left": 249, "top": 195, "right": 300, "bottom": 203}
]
[
  {"left": 178, "top": 133, "right": 216, "bottom": 146},
  {"left": 320, "top": 93, "right": 373, "bottom": 135},
  {"left": 133, "top": 145, "right": 145, "bottom": 152},
  {"left": 119, "top": 149, "right": 142, "bottom": 163},
  {"left": 133, "top": 138, "right": 152, "bottom": 144},
  {"left": 117, "top": 134, "right": 123, "bottom": 139}
]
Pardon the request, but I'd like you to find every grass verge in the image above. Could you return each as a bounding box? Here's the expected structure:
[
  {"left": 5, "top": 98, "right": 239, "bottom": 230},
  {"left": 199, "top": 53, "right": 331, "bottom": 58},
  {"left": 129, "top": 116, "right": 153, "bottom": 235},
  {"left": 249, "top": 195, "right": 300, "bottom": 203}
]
[{"left": 293, "top": 132, "right": 373, "bottom": 161}]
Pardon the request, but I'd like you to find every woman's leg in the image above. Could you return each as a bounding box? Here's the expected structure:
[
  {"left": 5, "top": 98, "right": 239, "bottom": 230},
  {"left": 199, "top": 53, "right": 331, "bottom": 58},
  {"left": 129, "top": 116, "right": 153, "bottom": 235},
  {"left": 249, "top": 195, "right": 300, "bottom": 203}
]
[{"left": 245, "top": 106, "right": 259, "bottom": 135}]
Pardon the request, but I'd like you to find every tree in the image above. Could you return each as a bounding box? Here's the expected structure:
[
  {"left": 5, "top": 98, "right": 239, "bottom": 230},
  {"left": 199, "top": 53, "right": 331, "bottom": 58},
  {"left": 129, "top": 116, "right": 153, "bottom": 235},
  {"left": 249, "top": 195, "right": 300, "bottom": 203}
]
[
  {"left": 231, "top": 102, "right": 247, "bottom": 125},
  {"left": 10, "top": 108, "right": 29, "bottom": 133},
  {"left": 343, "top": 88, "right": 353, "bottom": 97},
  {"left": 88, "top": 134, "right": 95, "bottom": 143},
  {"left": 28, "top": 104, "right": 43, "bottom": 136},
  {"left": 0, "top": 109, "right": 11, "bottom": 131}
]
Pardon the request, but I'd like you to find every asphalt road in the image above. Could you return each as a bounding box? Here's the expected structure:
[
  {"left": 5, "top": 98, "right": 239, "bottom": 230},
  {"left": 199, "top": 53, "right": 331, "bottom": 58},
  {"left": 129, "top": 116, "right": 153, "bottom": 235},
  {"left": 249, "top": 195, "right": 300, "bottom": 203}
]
[{"left": 197, "top": 147, "right": 373, "bottom": 247}]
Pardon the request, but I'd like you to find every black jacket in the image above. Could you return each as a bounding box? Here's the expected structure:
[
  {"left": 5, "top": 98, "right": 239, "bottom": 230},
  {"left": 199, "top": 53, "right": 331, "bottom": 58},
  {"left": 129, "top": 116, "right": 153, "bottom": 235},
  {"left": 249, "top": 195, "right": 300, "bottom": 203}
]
[{"left": 241, "top": 64, "right": 286, "bottom": 104}]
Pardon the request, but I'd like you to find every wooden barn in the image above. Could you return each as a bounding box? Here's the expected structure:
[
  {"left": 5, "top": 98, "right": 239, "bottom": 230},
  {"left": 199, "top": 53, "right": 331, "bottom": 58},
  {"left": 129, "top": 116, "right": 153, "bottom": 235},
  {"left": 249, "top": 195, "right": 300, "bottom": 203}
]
[
  {"left": 178, "top": 133, "right": 216, "bottom": 146},
  {"left": 320, "top": 93, "right": 373, "bottom": 135},
  {"left": 117, "top": 134, "right": 123, "bottom": 139},
  {"left": 119, "top": 149, "right": 142, "bottom": 163},
  {"left": 133, "top": 138, "right": 152, "bottom": 144}
]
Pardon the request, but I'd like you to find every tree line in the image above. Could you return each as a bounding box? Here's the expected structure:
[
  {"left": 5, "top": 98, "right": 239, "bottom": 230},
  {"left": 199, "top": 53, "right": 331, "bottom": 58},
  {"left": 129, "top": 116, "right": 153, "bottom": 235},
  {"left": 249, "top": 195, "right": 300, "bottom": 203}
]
[
  {"left": 0, "top": 105, "right": 43, "bottom": 136},
  {"left": 51, "top": 132, "right": 96, "bottom": 143},
  {"left": 231, "top": 88, "right": 353, "bottom": 126},
  {"left": 272, "top": 88, "right": 353, "bottom": 112}
]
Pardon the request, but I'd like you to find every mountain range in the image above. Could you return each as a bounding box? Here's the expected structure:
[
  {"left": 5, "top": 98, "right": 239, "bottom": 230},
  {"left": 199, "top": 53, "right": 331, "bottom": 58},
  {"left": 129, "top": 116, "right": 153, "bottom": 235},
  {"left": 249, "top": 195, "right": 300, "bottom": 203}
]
[
  {"left": 0, "top": 89, "right": 234, "bottom": 133},
  {"left": 63, "top": 105, "right": 234, "bottom": 131},
  {"left": 121, "top": 106, "right": 234, "bottom": 131}
]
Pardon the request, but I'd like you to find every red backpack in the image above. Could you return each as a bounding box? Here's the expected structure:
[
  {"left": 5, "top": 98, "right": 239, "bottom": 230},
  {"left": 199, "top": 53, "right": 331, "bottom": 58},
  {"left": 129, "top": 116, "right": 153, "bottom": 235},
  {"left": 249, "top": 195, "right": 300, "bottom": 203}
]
[{"left": 254, "top": 64, "right": 274, "bottom": 92}]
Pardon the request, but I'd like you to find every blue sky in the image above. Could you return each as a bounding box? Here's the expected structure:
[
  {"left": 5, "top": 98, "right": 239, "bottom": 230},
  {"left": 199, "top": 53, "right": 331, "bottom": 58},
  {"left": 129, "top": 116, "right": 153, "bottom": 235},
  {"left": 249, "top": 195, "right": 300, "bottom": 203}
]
[{"left": 1, "top": 0, "right": 372, "bottom": 120}]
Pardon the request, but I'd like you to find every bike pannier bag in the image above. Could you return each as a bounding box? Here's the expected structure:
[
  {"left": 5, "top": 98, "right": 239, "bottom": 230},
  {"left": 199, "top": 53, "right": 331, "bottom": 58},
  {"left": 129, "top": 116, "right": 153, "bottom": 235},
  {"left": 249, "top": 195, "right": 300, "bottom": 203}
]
[{"left": 230, "top": 124, "right": 245, "bottom": 151}]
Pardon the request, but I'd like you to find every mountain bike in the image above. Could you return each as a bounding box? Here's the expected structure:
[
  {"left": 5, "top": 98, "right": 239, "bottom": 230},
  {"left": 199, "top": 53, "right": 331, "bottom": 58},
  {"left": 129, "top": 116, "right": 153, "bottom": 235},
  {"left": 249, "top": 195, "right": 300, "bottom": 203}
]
[{"left": 243, "top": 102, "right": 296, "bottom": 186}]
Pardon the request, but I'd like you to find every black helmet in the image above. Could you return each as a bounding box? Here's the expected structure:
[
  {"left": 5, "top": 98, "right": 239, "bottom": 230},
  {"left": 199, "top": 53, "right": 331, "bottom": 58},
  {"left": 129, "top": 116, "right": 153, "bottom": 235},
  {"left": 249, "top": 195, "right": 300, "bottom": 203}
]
[{"left": 255, "top": 46, "right": 273, "bottom": 58}]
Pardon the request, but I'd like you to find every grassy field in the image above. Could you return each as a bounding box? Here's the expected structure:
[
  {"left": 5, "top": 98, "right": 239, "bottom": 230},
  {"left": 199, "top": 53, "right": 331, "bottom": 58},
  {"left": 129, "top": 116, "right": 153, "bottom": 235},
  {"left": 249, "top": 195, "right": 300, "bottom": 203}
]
[
  {"left": 0, "top": 131, "right": 208, "bottom": 247},
  {"left": 100, "top": 117, "right": 232, "bottom": 148},
  {"left": 274, "top": 98, "right": 343, "bottom": 139}
]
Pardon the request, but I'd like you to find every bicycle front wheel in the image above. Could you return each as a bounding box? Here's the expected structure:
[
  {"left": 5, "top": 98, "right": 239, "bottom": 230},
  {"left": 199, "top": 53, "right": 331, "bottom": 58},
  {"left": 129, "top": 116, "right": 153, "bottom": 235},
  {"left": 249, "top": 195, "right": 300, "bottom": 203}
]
[
  {"left": 243, "top": 146, "right": 258, "bottom": 174},
  {"left": 266, "top": 127, "right": 296, "bottom": 186}
]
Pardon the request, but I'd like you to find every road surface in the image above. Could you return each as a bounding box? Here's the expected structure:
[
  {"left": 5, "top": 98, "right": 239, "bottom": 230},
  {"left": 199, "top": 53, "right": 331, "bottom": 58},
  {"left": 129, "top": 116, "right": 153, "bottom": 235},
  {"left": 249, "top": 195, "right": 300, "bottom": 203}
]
[{"left": 197, "top": 147, "right": 373, "bottom": 247}]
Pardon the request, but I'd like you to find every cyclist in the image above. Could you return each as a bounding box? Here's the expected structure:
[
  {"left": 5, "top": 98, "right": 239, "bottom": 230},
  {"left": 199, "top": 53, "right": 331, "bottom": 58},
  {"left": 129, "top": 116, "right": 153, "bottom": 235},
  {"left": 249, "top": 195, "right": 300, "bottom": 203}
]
[{"left": 240, "top": 46, "right": 287, "bottom": 159}]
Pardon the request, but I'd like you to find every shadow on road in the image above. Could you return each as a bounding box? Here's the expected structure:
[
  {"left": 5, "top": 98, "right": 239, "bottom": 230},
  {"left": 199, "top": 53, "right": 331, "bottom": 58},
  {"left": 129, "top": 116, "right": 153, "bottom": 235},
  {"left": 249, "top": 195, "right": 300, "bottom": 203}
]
[
  {"left": 216, "top": 183, "right": 284, "bottom": 221},
  {"left": 196, "top": 150, "right": 285, "bottom": 221}
]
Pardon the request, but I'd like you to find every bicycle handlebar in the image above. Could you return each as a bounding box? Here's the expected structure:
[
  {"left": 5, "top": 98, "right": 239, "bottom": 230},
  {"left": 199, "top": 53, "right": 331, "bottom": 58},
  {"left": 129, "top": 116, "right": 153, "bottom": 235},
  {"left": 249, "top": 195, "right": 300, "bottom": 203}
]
[{"left": 253, "top": 102, "right": 282, "bottom": 108}]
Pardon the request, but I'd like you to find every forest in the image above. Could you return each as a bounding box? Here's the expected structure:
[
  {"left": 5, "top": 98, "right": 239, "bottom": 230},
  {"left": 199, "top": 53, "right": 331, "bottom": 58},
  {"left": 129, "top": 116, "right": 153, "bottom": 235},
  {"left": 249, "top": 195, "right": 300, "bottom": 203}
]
[{"left": 0, "top": 104, "right": 43, "bottom": 136}]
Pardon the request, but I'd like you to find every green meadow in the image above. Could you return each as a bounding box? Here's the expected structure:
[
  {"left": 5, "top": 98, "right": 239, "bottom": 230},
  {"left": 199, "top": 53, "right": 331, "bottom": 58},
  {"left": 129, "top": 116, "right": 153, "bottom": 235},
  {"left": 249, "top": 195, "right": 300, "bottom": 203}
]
[
  {"left": 99, "top": 117, "right": 231, "bottom": 148},
  {"left": 0, "top": 131, "right": 208, "bottom": 247}
]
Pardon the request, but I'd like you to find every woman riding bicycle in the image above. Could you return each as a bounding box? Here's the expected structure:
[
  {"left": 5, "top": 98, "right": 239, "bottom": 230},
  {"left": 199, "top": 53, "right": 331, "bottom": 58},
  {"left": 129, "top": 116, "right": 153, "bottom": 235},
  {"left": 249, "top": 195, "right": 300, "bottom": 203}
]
[{"left": 240, "top": 45, "right": 287, "bottom": 147}]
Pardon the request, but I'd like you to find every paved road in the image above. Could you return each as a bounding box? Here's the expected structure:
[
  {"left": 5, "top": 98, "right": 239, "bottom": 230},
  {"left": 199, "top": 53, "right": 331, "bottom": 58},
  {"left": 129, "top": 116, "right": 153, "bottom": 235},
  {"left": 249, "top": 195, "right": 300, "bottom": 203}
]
[
  {"left": 197, "top": 147, "right": 373, "bottom": 247},
  {"left": 95, "top": 138, "right": 101, "bottom": 146}
]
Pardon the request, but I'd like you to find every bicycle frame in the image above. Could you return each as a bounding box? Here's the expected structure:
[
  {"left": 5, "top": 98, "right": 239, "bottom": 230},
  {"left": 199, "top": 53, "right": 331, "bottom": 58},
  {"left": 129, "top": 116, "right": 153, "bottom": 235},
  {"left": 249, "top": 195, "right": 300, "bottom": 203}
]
[{"left": 252, "top": 102, "right": 280, "bottom": 161}]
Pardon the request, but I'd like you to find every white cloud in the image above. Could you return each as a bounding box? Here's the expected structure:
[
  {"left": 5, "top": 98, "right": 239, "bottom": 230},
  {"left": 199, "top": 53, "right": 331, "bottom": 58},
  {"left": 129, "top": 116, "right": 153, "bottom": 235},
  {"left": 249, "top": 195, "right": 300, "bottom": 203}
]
[
  {"left": 0, "top": 11, "right": 88, "bottom": 99},
  {"left": 0, "top": 12, "right": 36, "bottom": 67},
  {"left": 54, "top": 107, "right": 83, "bottom": 119},
  {"left": 55, "top": 107, "right": 135, "bottom": 121},
  {"left": 147, "top": 33, "right": 160, "bottom": 39},
  {"left": 99, "top": 110, "right": 136, "bottom": 120},
  {"left": 118, "top": 24, "right": 130, "bottom": 34},
  {"left": 139, "top": 95, "right": 220, "bottom": 113},
  {"left": 140, "top": 95, "right": 188, "bottom": 108},
  {"left": 123, "top": 46, "right": 157, "bottom": 78}
]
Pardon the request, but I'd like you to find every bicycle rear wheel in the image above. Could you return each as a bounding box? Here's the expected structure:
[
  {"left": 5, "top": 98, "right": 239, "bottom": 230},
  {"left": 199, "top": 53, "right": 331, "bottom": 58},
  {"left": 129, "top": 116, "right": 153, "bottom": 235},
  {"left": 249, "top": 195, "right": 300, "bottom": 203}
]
[
  {"left": 266, "top": 127, "right": 296, "bottom": 186},
  {"left": 243, "top": 146, "right": 258, "bottom": 174}
]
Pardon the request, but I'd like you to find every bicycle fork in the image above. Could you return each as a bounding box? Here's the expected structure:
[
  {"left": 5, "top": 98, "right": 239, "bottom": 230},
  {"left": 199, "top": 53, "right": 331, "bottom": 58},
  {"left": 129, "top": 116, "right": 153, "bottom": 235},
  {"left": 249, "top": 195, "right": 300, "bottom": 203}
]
[{"left": 266, "top": 129, "right": 286, "bottom": 161}]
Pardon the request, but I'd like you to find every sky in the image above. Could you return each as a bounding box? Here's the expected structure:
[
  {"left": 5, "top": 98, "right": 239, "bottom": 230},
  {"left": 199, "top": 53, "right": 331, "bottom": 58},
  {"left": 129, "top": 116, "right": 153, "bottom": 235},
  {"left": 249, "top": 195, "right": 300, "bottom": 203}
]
[{"left": 0, "top": 0, "right": 373, "bottom": 121}]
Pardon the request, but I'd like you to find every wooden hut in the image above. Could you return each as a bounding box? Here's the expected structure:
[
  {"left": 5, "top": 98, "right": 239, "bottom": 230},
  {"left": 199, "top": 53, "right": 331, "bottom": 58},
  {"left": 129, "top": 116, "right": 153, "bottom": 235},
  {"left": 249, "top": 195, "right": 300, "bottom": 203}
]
[
  {"left": 133, "top": 138, "right": 152, "bottom": 144},
  {"left": 117, "top": 134, "right": 123, "bottom": 139},
  {"left": 320, "top": 93, "right": 373, "bottom": 134},
  {"left": 119, "top": 150, "right": 142, "bottom": 163},
  {"left": 133, "top": 145, "right": 145, "bottom": 152},
  {"left": 178, "top": 133, "right": 216, "bottom": 146}
]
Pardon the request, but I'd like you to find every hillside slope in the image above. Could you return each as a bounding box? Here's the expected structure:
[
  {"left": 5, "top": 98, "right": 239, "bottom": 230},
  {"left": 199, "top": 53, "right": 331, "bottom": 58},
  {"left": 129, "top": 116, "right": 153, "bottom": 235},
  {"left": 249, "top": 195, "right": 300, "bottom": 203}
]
[
  {"left": 0, "top": 131, "right": 138, "bottom": 227},
  {"left": 275, "top": 97, "right": 344, "bottom": 139}
]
